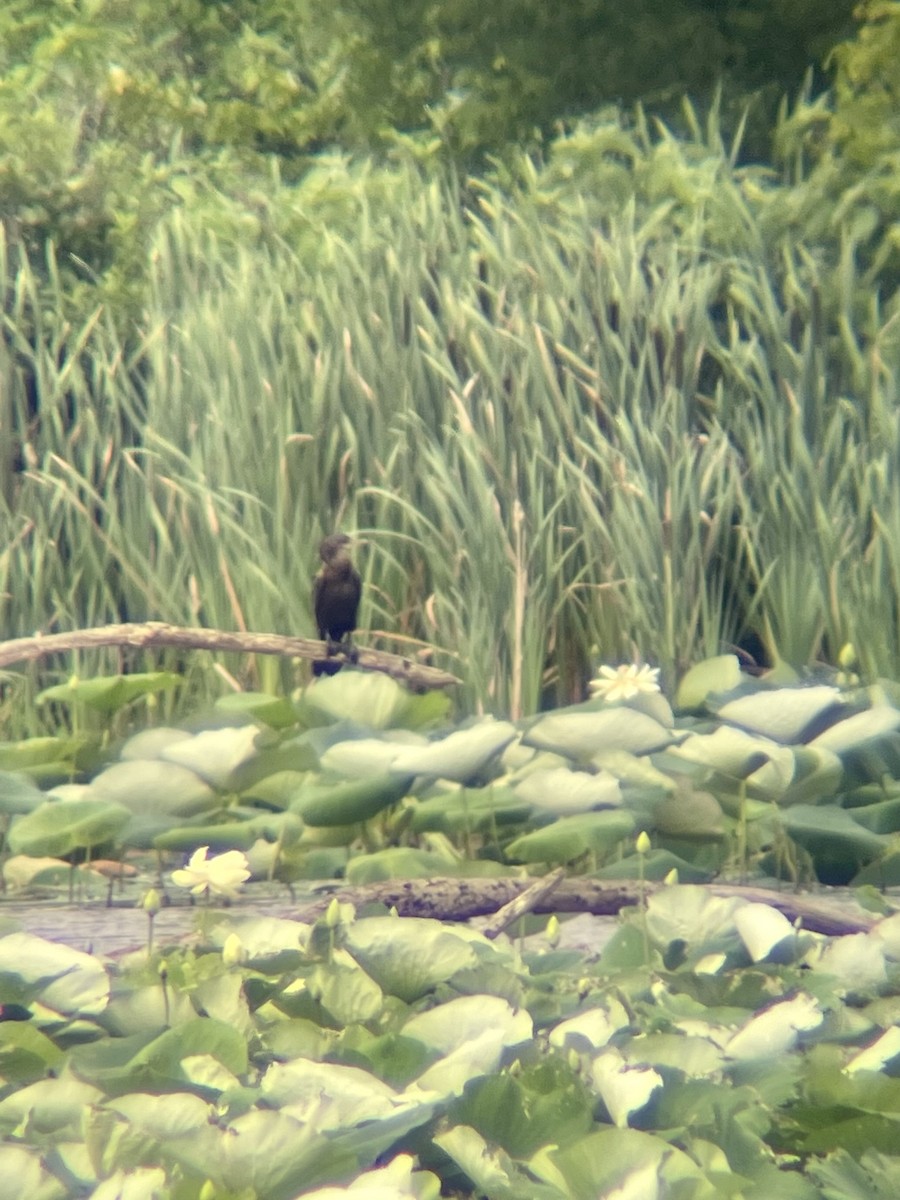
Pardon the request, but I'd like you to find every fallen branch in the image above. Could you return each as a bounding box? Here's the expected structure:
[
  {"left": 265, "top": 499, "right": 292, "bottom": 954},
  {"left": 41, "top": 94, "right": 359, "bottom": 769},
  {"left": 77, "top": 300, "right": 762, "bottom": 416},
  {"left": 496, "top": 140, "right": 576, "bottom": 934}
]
[
  {"left": 296, "top": 876, "right": 878, "bottom": 939},
  {"left": 0, "top": 622, "right": 461, "bottom": 691}
]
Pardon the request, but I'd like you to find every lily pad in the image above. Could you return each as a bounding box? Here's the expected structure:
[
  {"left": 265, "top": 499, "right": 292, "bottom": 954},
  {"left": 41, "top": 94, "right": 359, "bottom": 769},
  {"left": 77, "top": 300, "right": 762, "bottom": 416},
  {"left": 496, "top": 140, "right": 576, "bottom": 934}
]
[
  {"left": 506, "top": 810, "right": 636, "bottom": 864},
  {"left": 715, "top": 686, "right": 846, "bottom": 744},
  {"left": 525, "top": 707, "right": 672, "bottom": 760}
]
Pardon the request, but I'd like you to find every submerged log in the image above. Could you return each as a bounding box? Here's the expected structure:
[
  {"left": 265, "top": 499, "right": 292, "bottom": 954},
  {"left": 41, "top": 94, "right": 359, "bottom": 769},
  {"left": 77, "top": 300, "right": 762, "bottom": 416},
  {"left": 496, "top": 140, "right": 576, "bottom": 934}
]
[{"left": 295, "top": 876, "right": 879, "bottom": 939}]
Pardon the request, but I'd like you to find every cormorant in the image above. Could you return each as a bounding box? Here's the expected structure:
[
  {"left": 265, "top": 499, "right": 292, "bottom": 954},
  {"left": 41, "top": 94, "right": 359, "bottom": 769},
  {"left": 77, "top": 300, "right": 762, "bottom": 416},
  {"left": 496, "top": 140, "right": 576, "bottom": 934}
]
[{"left": 312, "top": 533, "right": 361, "bottom": 676}]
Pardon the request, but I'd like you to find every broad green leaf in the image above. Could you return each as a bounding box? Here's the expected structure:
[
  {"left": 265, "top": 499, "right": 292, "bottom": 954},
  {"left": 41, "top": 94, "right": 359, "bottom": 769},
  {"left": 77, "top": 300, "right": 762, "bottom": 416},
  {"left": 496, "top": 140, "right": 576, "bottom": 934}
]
[
  {"left": 90, "top": 760, "right": 218, "bottom": 817},
  {"left": 514, "top": 766, "right": 622, "bottom": 815},
  {"left": 297, "top": 671, "right": 419, "bottom": 729},
  {"left": 780, "top": 805, "right": 889, "bottom": 873},
  {"left": 0, "top": 1144, "right": 67, "bottom": 1200},
  {"left": 8, "top": 797, "right": 130, "bottom": 857},
  {"left": 675, "top": 655, "right": 742, "bottom": 711},
  {"left": 733, "top": 903, "right": 797, "bottom": 963},
  {"left": 319, "top": 735, "right": 424, "bottom": 777},
  {"left": 0, "top": 737, "right": 84, "bottom": 776},
  {"left": 590, "top": 1051, "right": 663, "bottom": 1127},
  {"left": 294, "top": 773, "right": 412, "bottom": 826},
  {"left": 388, "top": 720, "right": 518, "bottom": 781},
  {"left": 716, "top": 686, "right": 846, "bottom": 744},
  {"left": 409, "top": 785, "right": 530, "bottom": 834},
  {"left": 643, "top": 886, "right": 746, "bottom": 957},
  {"left": 0, "top": 932, "right": 109, "bottom": 1017},
  {"left": 670, "top": 725, "right": 792, "bottom": 782},
  {"left": 0, "top": 771, "right": 44, "bottom": 815},
  {"left": 726, "top": 993, "right": 822, "bottom": 1060},
  {"left": 344, "top": 918, "right": 484, "bottom": 1002},
  {"left": 215, "top": 691, "right": 299, "bottom": 728},
  {"left": 345, "top": 848, "right": 508, "bottom": 884},
  {"left": 506, "top": 810, "right": 636, "bottom": 864},
  {"left": 160, "top": 725, "right": 260, "bottom": 789},
  {"left": 37, "top": 672, "right": 179, "bottom": 714},
  {"left": 525, "top": 707, "right": 671, "bottom": 760},
  {"left": 811, "top": 705, "right": 900, "bottom": 754}
]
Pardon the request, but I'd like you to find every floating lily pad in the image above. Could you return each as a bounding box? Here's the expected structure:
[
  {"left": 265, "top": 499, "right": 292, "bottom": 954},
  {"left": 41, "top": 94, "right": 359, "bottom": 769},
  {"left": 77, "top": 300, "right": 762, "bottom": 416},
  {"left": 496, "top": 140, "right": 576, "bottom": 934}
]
[
  {"left": 294, "top": 773, "right": 412, "bottom": 826},
  {"left": 8, "top": 797, "right": 131, "bottom": 858},
  {"left": 715, "top": 686, "right": 846, "bottom": 744},
  {"left": 388, "top": 720, "right": 518, "bottom": 781},
  {"left": 506, "top": 810, "right": 636, "bottom": 864},
  {"left": 514, "top": 767, "right": 622, "bottom": 815},
  {"left": 675, "top": 655, "right": 742, "bottom": 711},
  {"left": 37, "top": 672, "right": 180, "bottom": 714},
  {"left": 525, "top": 707, "right": 672, "bottom": 760},
  {"left": 90, "top": 760, "right": 219, "bottom": 817}
]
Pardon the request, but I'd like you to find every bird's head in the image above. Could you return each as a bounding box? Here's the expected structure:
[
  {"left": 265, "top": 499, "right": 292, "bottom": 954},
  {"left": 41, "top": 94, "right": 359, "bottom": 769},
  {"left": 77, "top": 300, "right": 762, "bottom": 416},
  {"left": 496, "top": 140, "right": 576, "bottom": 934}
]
[{"left": 318, "top": 532, "right": 353, "bottom": 564}]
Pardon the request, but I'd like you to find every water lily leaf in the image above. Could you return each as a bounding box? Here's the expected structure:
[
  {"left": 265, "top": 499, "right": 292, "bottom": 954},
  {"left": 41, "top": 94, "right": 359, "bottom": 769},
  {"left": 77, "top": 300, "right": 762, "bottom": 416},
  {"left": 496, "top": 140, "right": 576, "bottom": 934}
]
[
  {"left": 845, "top": 1027, "right": 900, "bottom": 1075},
  {"left": 434, "top": 1125, "right": 539, "bottom": 1197},
  {"left": 37, "top": 672, "right": 180, "bottom": 714},
  {"left": 675, "top": 655, "right": 742, "bottom": 711},
  {"left": 0, "top": 1076, "right": 103, "bottom": 1138},
  {"left": 90, "top": 760, "right": 218, "bottom": 817},
  {"left": 295, "top": 773, "right": 412, "bottom": 826},
  {"left": 89, "top": 1167, "right": 169, "bottom": 1200},
  {"left": 120, "top": 728, "right": 193, "bottom": 759},
  {"left": 0, "top": 1144, "right": 67, "bottom": 1200},
  {"left": 733, "top": 903, "right": 797, "bottom": 963},
  {"left": 406, "top": 995, "right": 532, "bottom": 1096},
  {"left": 319, "top": 734, "right": 425, "bottom": 777},
  {"left": 161, "top": 725, "right": 260, "bottom": 789},
  {"left": 346, "top": 848, "right": 495, "bottom": 884},
  {"left": 653, "top": 788, "right": 725, "bottom": 839},
  {"left": 409, "top": 785, "right": 530, "bottom": 834},
  {"left": 0, "top": 932, "right": 109, "bottom": 1017},
  {"left": 514, "top": 767, "right": 622, "bottom": 815},
  {"left": 525, "top": 707, "right": 671, "bottom": 760},
  {"left": 344, "top": 918, "right": 483, "bottom": 1002},
  {"left": 298, "top": 671, "right": 418, "bottom": 729},
  {"left": 811, "top": 705, "right": 900, "bottom": 753},
  {"left": 644, "top": 886, "right": 747, "bottom": 957},
  {"left": 671, "top": 725, "right": 793, "bottom": 784},
  {"left": 8, "top": 797, "right": 130, "bottom": 857},
  {"left": 726, "top": 993, "right": 822, "bottom": 1060},
  {"left": 0, "top": 737, "right": 84, "bottom": 778},
  {"left": 780, "top": 805, "right": 889, "bottom": 872},
  {"left": 388, "top": 720, "right": 518, "bottom": 781},
  {"left": 591, "top": 1051, "right": 663, "bottom": 1127},
  {"left": 309, "top": 956, "right": 384, "bottom": 1025},
  {"left": 0, "top": 772, "right": 44, "bottom": 816},
  {"left": 809, "top": 933, "right": 888, "bottom": 994},
  {"left": 549, "top": 1005, "right": 629, "bottom": 1054},
  {"left": 214, "top": 691, "right": 299, "bottom": 728},
  {"left": 592, "top": 848, "right": 714, "bottom": 883},
  {"left": 261, "top": 1057, "right": 401, "bottom": 1125},
  {"left": 715, "top": 686, "right": 846, "bottom": 744},
  {"left": 506, "top": 810, "right": 636, "bottom": 864},
  {"left": 540, "top": 1127, "right": 706, "bottom": 1199}
]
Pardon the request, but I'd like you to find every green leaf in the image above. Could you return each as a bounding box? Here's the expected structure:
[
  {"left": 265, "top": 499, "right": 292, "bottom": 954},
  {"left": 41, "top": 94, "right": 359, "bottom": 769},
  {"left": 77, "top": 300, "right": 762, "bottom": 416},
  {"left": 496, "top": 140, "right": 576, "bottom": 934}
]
[
  {"left": 514, "top": 767, "right": 622, "bottom": 815},
  {"left": 294, "top": 773, "right": 412, "bottom": 826},
  {"left": 37, "top": 672, "right": 179, "bottom": 714},
  {"left": 8, "top": 797, "right": 130, "bottom": 857},
  {"left": 344, "top": 918, "right": 484, "bottom": 1002},
  {"left": 90, "top": 760, "right": 218, "bottom": 817},
  {"left": 388, "top": 720, "right": 518, "bottom": 781},
  {"left": 506, "top": 810, "right": 636, "bottom": 864},
  {"left": 214, "top": 691, "right": 299, "bottom": 729},
  {"left": 525, "top": 707, "right": 672, "bottom": 760},
  {"left": 0, "top": 771, "right": 45, "bottom": 815},
  {"left": 715, "top": 686, "right": 846, "bottom": 744},
  {"left": 675, "top": 655, "right": 742, "bottom": 711}
]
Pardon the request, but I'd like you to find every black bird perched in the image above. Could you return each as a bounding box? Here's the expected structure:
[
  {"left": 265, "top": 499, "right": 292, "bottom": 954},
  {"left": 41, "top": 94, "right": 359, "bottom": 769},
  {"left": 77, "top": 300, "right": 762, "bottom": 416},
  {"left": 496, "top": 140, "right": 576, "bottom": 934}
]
[{"left": 312, "top": 533, "right": 361, "bottom": 676}]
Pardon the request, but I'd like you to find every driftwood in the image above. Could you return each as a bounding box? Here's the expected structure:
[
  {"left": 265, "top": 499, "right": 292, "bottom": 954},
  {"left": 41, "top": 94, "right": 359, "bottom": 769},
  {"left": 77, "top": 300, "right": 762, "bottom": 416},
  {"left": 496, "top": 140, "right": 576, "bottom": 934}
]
[
  {"left": 0, "top": 622, "right": 460, "bottom": 691},
  {"left": 295, "top": 876, "right": 878, "bottom": 939}
]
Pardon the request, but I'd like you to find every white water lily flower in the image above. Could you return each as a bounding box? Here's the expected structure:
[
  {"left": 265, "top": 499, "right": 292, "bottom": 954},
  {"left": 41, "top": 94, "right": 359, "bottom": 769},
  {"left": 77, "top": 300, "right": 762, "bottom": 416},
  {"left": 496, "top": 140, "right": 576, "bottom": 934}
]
[
  {"left": 591, "top": 1051, "right": 663, "bottom": 1127},
  {"left": 590, "top": 663, "right": 661, "bottom": 703},
  {"left": 171, "top": 846, "right": 251, "bottom": 899}
]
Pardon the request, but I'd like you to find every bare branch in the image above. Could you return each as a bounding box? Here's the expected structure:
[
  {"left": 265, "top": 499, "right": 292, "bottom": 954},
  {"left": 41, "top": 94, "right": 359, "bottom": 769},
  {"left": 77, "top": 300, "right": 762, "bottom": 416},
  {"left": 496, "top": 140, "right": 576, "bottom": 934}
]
[{"left": 0, "top": 622, "right": 461, "bottom": 691}]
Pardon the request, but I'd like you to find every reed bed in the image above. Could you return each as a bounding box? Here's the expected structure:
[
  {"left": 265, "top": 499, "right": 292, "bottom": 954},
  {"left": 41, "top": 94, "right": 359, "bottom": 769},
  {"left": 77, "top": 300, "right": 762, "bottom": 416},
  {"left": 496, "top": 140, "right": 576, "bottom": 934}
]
[{"left": 3, "top": 130, "right": 900, "bottom": 729}]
